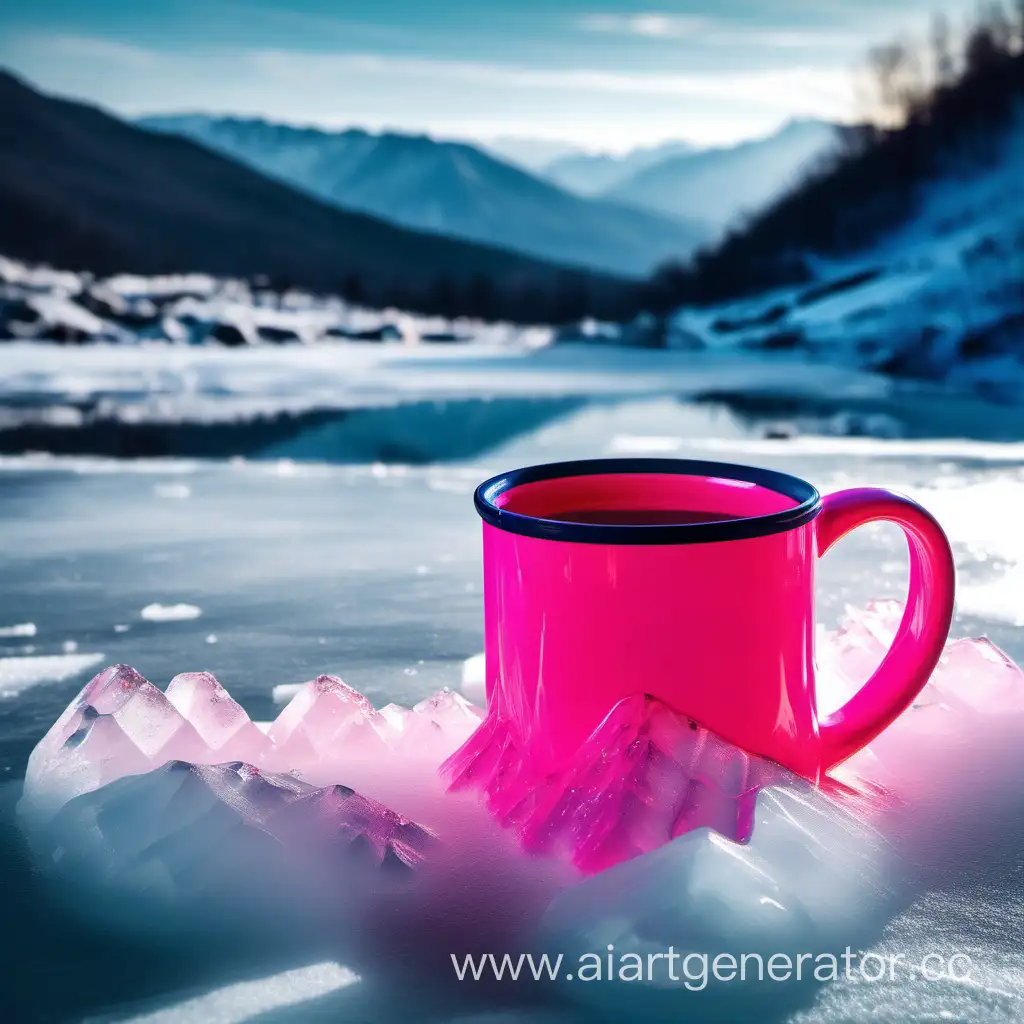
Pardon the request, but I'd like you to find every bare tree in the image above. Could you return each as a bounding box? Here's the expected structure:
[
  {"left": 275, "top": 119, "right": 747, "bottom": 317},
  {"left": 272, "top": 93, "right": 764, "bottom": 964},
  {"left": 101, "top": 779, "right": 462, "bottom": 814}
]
[
  {"left": 965, "top": 1, "right": 1015, "bottom": 71},
  {"left": 866, "top": 39, "right": 928, "bottom": 126},
  {"left": 987, "top": 1, "right": 1015, "bottom": 48},
  {"left": 931, "top": 13, "right": 957, "bottom": 85}
]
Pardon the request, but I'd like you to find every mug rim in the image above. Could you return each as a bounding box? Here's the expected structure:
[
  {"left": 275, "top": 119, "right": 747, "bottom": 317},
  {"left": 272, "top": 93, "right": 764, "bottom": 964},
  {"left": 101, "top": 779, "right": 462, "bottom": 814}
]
[{"left": 474, "top": 457, "right": 822, "bottom": 545}]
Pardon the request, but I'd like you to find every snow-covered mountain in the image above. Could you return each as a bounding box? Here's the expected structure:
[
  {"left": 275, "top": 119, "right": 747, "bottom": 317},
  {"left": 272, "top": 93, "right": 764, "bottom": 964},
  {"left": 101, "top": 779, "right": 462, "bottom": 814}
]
[
  {"left": 138, "top": 115, "right": 709, "bottom": 278},
  {"left": 608, "top": 119, "right": 841, "bottom": 230},
  {"left": 543, "top": 140, "right": 697, "bottom": 197},
  {"left": 668, "top": 113, "right": 1024, "bottom": 400},
  {"left": 0, "top": 71, "right": 636, "bottom": 322},
  {"left": 478, "top": 136, "right": 584, "bottom": 173}
]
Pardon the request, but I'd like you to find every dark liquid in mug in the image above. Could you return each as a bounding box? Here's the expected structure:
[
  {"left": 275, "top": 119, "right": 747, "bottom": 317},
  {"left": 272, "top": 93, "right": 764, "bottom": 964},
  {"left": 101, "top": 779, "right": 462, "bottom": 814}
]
[{"left": 545, "top": 508, "right": 746, "bottom": 526}]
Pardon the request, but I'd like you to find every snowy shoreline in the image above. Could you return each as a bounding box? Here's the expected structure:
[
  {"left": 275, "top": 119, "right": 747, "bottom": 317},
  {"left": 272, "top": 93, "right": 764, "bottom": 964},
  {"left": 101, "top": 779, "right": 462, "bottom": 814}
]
[{"left": 3, "top": 342, "right": 1024, "bottom": 451}]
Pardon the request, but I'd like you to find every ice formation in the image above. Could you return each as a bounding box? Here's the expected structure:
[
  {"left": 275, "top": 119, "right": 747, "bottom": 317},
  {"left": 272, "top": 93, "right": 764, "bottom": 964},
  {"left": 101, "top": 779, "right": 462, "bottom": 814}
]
[
  {"left": 15, "top": 602, "right": 1024, "bottom": 1006},
  {"left": 20, "top": 666, "right": 484, "bottom": 825},
  {"left": 444, "top": 693, "right": 789, "bottom": 875},
  {"left": 541, "top": 784, "right": 901, "bottom": 1020},
  {"left": 18, "top": 666, "right": 499, "bottom": 939}
]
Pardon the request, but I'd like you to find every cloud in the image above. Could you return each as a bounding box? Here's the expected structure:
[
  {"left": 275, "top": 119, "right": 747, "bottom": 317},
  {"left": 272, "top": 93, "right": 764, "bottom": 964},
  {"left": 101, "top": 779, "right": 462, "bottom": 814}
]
[
  {"left": 578, "top": 13, "right": 712, "bottom": 38},
  {"left": 34, "top": 34, "right": 158, "bottom": 68},
  {"left": 1, "top": 32, "right": 857, "bottom": 148},
  {"left": 577, "top": 11, "right": 852, "bottom": 48},
  {"left": 7, "top": 31, "right": 854, "bottom": 113},
  {"left": 248, "top": 49, "right": 854, "bottom": 113}
]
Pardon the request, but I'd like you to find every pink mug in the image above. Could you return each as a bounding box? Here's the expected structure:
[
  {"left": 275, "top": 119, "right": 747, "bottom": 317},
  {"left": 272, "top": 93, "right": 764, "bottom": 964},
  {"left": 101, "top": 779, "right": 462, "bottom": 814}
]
[{"left": 474, "top": 458, "right": 955, "bottom": 782}]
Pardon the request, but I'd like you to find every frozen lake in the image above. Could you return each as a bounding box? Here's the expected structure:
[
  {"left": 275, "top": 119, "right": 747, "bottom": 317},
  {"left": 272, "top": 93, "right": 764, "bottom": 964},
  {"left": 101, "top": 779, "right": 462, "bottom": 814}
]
[{"left": 1, "top": 346, "right": 1023, "bottom": 1023}]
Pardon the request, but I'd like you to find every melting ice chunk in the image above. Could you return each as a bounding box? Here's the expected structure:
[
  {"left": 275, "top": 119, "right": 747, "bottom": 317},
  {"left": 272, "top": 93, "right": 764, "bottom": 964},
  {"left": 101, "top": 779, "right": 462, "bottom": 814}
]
[
  {"left": 32, "top": 760, "right": 436, "bottom": 926},
  {"left": 541, "top": 783, "right": 899, "bottom": 1021},
  {"left": 18, "top": 663, "right": 473, "bottom": 927}
]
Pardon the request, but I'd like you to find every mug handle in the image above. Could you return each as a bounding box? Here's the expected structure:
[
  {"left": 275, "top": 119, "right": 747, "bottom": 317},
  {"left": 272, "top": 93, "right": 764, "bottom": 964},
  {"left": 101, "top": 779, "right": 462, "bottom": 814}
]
[{"left": 815, "top": 487, "right": 956, "bottom": 774}]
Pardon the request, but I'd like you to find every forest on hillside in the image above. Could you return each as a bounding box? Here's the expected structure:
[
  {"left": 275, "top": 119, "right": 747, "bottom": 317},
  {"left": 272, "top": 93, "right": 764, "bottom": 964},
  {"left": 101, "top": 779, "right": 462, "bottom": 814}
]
[{"left": 640, "top": 2, "right": 1024, "bottom": 314}]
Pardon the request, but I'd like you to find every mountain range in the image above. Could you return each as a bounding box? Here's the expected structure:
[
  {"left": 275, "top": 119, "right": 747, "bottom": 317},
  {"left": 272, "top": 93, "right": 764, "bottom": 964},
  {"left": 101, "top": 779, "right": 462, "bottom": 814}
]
[
  {"left": 0, "top": 70, "right": 636, "bottom": 321},
  {"left": 478, "top": 136, "right": 583, "bottom": 173},
  {"left": 605, "top": 120, "right": 841, "bottom": 230},
  {"left": 139, "top": 115, "right": 709, "bottom": 277},
  {"left": 543, "top": 141, "right": 698, "bottom": 196}
]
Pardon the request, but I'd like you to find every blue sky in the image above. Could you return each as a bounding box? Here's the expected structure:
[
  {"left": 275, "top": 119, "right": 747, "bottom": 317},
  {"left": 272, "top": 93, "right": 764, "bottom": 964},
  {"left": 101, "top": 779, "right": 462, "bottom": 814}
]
[{"left": 0, "top": 0, "right": 978, "bottom": 150}]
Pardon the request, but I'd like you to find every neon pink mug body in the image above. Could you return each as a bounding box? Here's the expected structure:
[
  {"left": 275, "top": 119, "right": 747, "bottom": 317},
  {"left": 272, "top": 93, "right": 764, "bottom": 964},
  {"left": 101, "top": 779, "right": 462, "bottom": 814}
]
[{"left": 475, "top": 458, "right": 955, "bottom": 782}]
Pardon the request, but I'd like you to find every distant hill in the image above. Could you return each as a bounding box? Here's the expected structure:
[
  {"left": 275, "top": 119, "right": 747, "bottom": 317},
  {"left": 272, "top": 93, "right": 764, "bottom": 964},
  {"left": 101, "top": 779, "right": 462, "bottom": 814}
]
[
  {"left": 478, "top": 136, "right": 584, "bottom": 173},
  {"left": 544, "top": 140, "right": 697, "bottom": 197},
  {"left": 138, "top": 115, "right": 709, "bottom": 277},
  {"left": 649, "top": 49, "right": 1024, "bottom": 309},
  {"left": 607, "top": 120, "right": 841, "bottom": 230},
  {"left": 0, "top": 71, "right": 638, "bottom": 322}
]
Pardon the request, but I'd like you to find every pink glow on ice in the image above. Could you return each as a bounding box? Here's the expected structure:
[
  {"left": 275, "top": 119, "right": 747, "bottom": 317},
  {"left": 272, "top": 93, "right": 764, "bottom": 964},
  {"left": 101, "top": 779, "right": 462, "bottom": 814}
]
[
  {"left": 19, "top": 602, "right": 1024, "bottom": 889},
  {"left": 444, "top": 693, "right": 790, "bottom": 875}
]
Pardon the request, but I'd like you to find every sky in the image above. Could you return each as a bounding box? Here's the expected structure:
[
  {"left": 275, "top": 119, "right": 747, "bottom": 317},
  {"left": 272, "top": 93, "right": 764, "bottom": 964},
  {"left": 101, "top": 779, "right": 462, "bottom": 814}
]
[{"left": 0, "top": 0, "right": 979, "bottom": 153}]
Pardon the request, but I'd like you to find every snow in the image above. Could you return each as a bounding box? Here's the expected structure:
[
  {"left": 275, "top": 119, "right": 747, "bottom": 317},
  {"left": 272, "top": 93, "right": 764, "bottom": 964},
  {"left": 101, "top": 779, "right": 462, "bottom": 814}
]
[
  {"left": 1, "top": 253, "right": 550, "bottom": 351},
  {"left": 670, "top": 115, "right": 1024, "bottom": 392},
  {"left": 104, "top": 272, "right": 221, "bottom": 300},
  {"left": 26, "top": 294, "right": 107, "bottom": 336},
  {"left": 0, "top": 622, "right": 36, "bottom": 638},
  {"left": 140, "top": 603, "right": 203, "bottom": 622},
  {"left": 0, "top": 255, "right": 82, "bottom": 293},
  {"left": 83, "top": 963, "right": 359, "bottom": 1024},
  {"left": 0, "top": 653, "right": 105, "bottom": 697}
]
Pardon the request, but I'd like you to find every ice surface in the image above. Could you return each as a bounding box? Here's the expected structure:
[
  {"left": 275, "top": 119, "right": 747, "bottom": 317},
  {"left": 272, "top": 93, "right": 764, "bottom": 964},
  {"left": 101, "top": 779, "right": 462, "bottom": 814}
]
[
  {"left": 0, "top": 337, "right": 891, "bottom": 429},
  {"left": 0, "top": 652, "right": 105, "bottom": 698},
  {"left": 140, "top": 603, "right": 203, "bottom": 622},
  {"left": 88, "top": 962, "right": 360, "bottom": 1024},
  {"left": 29, "top": 758, "right": 439, "bottom": 942},
  {"left": 153, "top": 482, "right": 192, "bottom": 499}
]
